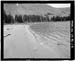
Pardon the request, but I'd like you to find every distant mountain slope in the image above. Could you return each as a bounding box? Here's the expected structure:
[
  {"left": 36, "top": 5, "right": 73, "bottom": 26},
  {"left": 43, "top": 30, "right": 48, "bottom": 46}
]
[
  {"left": 58, "top": 7, "right": 70, "bottom": 16},
  {"left": 4, "top": 4, "right": 70, "bottom": 17}
]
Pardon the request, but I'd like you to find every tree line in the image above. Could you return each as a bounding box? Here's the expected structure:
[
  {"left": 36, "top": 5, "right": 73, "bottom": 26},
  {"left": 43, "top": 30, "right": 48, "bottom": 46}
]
[
  {"left": 3, "top": 10, "right": 70, "bottom": 24},
  {"left": 51, "top": 15, "right": 70, "bottom": 22}
]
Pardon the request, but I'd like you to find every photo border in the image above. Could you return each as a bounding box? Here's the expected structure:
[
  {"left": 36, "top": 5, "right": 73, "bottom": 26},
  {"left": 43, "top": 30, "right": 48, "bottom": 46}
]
[{"left": 1, "top": 1, "right": 74, "bottom": 60}]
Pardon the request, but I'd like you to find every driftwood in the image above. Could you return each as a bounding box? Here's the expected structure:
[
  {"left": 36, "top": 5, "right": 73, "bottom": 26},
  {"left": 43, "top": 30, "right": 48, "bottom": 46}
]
[{"left": 4, "top": 34, "right": 11, "bottom": 37}]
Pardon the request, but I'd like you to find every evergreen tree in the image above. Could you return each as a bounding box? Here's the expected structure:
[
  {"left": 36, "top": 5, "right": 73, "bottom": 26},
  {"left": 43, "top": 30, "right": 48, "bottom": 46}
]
[
  {"left": 3, "top": 9, "right": 7, "bottom": 23},
  {"left": 15, "top": 15, "right": 23, "bottom": 23}
]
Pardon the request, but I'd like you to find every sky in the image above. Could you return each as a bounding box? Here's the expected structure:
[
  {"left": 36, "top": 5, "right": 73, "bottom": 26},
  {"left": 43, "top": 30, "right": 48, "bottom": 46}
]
[{"left": 48, "top": 4, "right": 70, "bottom": 8}]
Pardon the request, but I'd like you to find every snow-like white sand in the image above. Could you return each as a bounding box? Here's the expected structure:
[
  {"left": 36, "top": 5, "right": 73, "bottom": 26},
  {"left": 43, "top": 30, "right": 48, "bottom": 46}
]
[{"left": 4, "top": 22, "right": 70, "bottom": 58}]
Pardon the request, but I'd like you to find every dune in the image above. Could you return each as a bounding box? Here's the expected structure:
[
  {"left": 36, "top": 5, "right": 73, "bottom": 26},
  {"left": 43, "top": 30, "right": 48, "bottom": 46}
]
[{"left": 4, "top": 22, "right": 70, "bottom": 58}]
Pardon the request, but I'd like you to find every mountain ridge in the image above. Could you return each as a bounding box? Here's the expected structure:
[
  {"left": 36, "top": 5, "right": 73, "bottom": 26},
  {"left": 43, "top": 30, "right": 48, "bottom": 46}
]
[{"left": 4, "top": 4, "right": 70, "bottom": 17}]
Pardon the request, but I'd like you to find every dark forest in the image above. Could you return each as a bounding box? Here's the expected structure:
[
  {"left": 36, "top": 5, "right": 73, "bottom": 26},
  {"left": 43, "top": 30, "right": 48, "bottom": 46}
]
[{"left": 3, "top": 10, "right": 70, "bottom": 24}]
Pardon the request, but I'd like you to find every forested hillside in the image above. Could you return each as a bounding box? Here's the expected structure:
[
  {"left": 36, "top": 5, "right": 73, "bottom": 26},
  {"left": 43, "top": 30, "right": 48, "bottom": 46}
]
[
  {"left": 3, "top": 9, "right": 70, "bottom": 24},
  {"left": 3, "top": 4, "right": 70, "bottom": 24}
]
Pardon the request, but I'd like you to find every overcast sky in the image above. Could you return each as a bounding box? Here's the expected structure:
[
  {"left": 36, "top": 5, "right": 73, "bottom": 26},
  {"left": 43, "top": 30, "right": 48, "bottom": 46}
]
[{"left": 48, "top": 4, "right": 70, "bottom": 8}]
